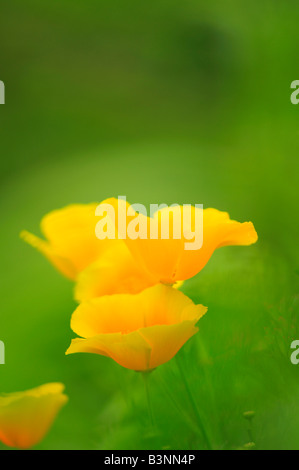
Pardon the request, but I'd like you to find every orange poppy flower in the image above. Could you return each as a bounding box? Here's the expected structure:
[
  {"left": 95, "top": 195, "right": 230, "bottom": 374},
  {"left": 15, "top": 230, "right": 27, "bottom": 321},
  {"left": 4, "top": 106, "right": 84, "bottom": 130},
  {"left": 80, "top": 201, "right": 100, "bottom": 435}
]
[
  {"left": 0, "top": 383, "right": 68, "bottom": 449},
  {"left": 66, "top": 284, "right": 207, "bottom": 371},
  {"left": 21, "top": 199, "right": 257, "bottom": 291},
  {"left": 105, "top": 199, "right": 258, "bottom": 284}
]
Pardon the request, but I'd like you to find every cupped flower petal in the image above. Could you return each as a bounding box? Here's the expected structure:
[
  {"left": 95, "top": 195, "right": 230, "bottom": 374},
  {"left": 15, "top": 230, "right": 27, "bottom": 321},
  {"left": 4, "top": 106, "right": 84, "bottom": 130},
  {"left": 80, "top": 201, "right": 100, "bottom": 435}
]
[
  {"left": 0, "top": 383, "right": 68, "bottom": 449},
  {"left": 66, "top": 285, "right": 207, "bottom": 371},
  {"left": 110, "top": 201, "right": 258, "bottom": 283},
  {"left": 20, "top": 201, "right": 120, "bottom": 280},
  {"left": 174, "top": 207, "right": 258, "bottom": 281}
]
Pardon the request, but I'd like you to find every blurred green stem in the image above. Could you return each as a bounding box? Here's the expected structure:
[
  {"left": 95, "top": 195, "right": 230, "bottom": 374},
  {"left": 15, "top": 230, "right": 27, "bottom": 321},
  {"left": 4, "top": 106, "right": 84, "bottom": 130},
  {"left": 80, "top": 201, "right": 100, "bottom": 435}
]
[
  {"left": 158, "top": 372, "right": 202, "bottom": 435},
  {"left": 176, "top": 357, "right": 212, "bottom": 450},
  {"left": 141, "top": 372, "right": 155, "bottom": 428}
]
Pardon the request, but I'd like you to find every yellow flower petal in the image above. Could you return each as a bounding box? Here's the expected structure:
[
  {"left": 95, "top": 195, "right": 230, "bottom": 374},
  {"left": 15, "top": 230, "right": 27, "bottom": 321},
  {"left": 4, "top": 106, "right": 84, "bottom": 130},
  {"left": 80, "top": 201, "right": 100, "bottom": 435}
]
[
  {"left": 0, "top": 383, "right": 68, "bottom": 449},
  {"left": 20, "top": 230, "right": 77, "bottom": 280},
  {"left": 21, "top": 201, "right": 120, "bottom": 280},
  {"left": 175, "top": 208, "right": 258, "bottom": 280},
  {"left": 67, "top": 332, "right": 152, "bottom": 371},
  {"left": 114, "top": 202, "right": 258, "bottom": 283},
  {"left": 74, "top": 242, "right": 158, "bottom": 301},
  {"left": 66, "top": 285, "right": 207, "bottom": 371}
]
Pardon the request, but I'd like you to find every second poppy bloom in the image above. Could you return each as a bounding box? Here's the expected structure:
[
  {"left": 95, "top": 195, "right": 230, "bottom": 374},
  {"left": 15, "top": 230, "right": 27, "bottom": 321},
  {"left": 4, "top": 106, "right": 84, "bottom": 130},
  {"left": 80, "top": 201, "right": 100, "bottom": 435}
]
[
  {"left": 104, "top": 199, "right": 258, "bottom": 284},
  {"left": 66, "top": 285, "right": 207, "bottom": 371}
]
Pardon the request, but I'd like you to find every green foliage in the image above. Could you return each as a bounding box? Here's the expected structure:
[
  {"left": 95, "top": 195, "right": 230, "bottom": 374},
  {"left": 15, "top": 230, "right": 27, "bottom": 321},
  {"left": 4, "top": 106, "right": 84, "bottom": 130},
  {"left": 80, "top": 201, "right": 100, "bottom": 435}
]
[{"left": 0, "top": 0, "right": 298, "bottom": 450}]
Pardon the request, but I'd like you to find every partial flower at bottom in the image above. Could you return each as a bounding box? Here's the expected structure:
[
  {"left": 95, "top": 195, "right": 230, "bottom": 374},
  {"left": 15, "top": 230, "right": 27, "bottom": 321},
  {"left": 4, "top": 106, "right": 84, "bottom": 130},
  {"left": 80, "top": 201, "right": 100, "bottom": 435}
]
[
  {"left": 0, "top": 383, "right": 68, "bottom": 449},
  {"left": 66, "top": 284, "right": 207, "bottom": 371}
]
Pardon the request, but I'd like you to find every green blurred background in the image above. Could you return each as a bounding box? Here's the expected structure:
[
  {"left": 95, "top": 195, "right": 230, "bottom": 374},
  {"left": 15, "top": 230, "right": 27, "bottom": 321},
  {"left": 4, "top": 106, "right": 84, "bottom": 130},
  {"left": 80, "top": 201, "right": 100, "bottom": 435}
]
[{"left": 1, "top": 0, "right": 299, "bottom": 450}]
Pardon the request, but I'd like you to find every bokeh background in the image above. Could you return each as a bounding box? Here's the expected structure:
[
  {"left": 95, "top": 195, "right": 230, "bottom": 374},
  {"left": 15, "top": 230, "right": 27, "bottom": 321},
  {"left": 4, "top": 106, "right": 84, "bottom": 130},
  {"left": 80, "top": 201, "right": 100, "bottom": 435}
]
[{"left": 1, "top": 0, "right": 299, "bottom": 450}]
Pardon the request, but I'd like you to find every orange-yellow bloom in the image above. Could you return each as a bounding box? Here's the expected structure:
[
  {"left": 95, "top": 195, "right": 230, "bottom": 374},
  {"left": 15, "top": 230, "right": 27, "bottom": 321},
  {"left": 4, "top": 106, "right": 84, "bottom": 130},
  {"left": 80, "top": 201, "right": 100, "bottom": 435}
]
[
  {"left": 107, "top": 199, "right": 258, "bottom": 284},
  {"left": 66, "top": 285, "right": 207, "bottom": 371},
  {"left": 21, "top": 199, "right": 257, "bottom": 292},
  {"left": 0, "top": 383, "right": 68, "bottom": 449},
  {"left": 20, "top": 202, "right": 122, "bottom": 280}
]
